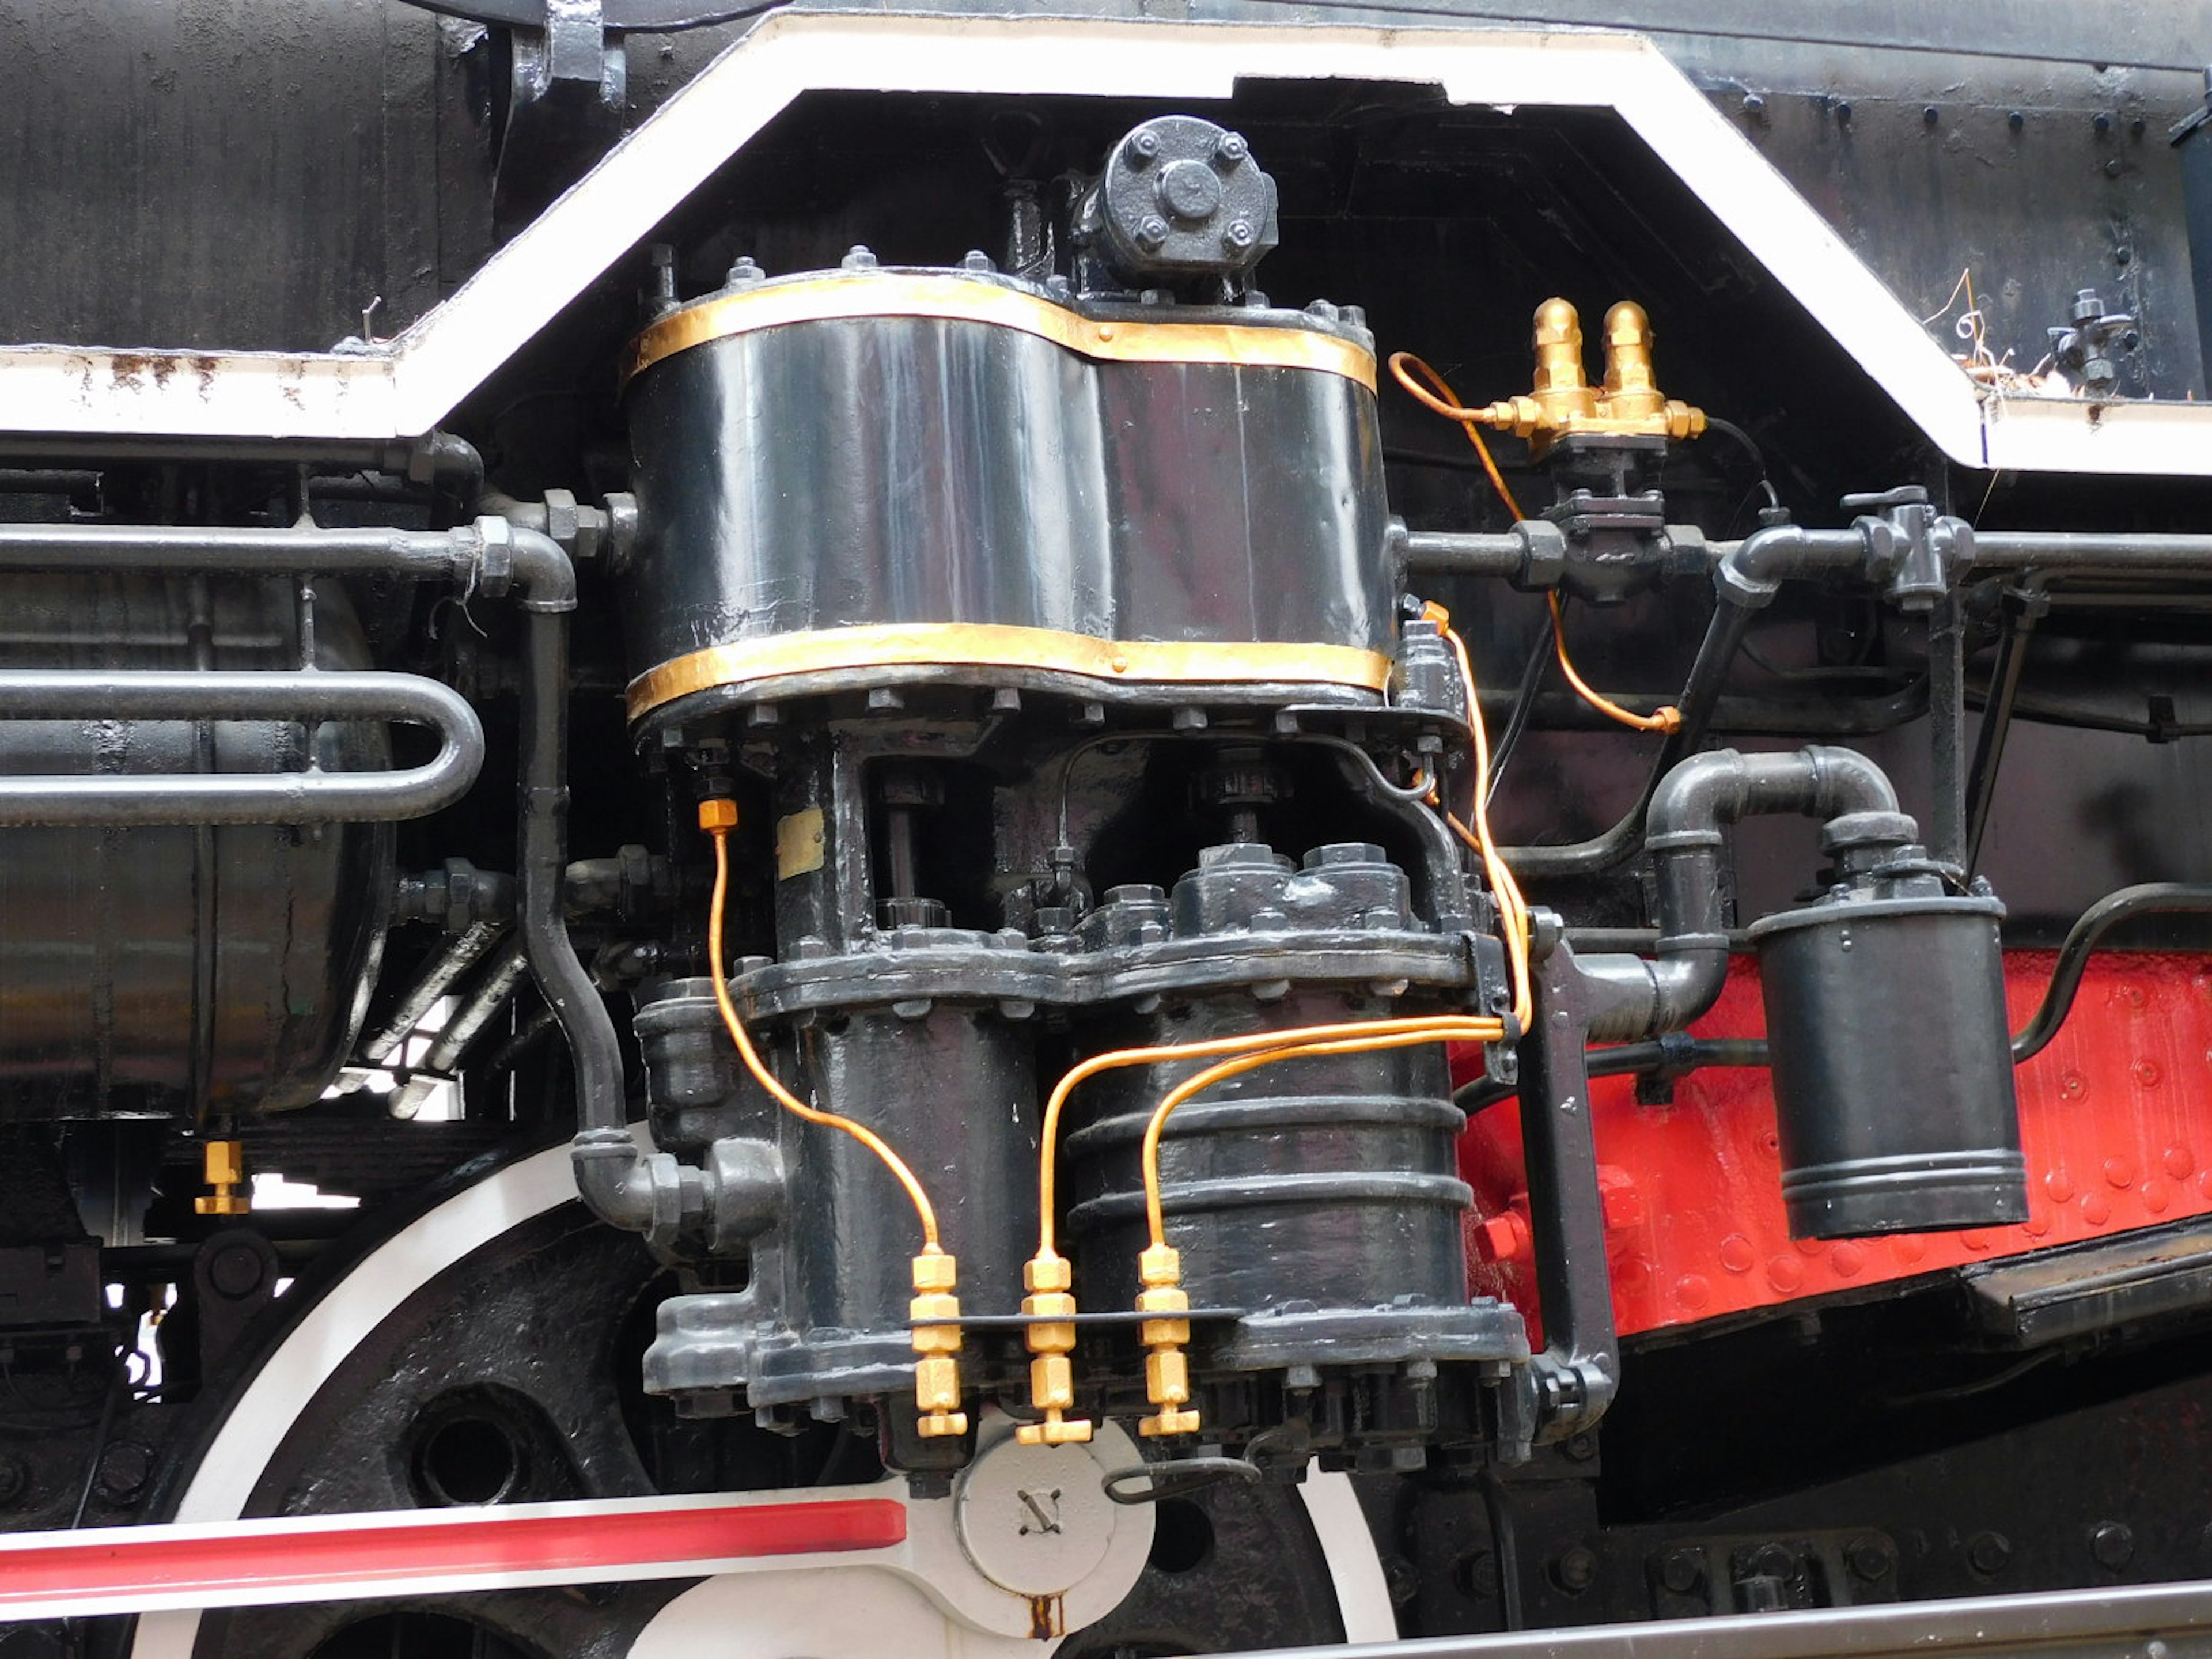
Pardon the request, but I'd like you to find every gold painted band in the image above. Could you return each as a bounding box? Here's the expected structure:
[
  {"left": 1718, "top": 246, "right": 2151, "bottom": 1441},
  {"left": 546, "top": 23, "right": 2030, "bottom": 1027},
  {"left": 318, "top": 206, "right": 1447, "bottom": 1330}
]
[
  {"left": 626, "top": 622, "right": 1393, "bottom": 721},
  {"left": 623, "top": 272, "right": 1377, "bottom": 391}
]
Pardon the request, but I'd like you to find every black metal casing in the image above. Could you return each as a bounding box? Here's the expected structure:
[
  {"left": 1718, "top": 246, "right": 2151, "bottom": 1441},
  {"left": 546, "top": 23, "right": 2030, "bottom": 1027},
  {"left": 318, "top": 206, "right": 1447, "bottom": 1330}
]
[{"left": 1753, "top": 868, "right": 2026, "bottom": 1240}]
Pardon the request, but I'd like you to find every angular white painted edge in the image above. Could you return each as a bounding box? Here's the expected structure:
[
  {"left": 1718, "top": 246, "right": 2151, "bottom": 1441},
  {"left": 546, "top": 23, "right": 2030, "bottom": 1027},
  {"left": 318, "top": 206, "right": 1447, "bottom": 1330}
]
[{"left": 2, "top": 9, "right": 2200, "bottom": 475}]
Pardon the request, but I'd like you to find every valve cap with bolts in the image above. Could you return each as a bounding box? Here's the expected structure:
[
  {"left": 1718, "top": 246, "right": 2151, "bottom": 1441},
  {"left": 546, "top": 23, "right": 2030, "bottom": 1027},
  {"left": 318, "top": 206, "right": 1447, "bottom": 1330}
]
[{"left": 1082, "top": 115, "right": 1280, "bottom": 286}]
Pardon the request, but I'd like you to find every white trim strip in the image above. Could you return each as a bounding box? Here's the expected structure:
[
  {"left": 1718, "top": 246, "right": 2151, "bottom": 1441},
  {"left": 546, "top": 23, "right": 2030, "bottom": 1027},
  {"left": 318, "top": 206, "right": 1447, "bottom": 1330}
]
[{"left": 2, "top": 11, "right": 2200, "bottom": 474}]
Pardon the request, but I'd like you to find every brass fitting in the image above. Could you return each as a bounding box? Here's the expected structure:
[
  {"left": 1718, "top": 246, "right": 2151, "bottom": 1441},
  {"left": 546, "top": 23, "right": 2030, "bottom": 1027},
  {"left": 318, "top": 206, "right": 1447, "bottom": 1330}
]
[
  {"left": 697, "top": 797, "right": 740, "bottom": 832},
  {"left": 1472, "top": 298, "right": 1705, "bottom": 456},
  {"left": 1135, "top": 1243, "right": 1199, "bottom": 1438},
  {"left": 1599, "top": 301, "right": 1706, "bottom": 440},
  {"left": 910, "top": 1247, "right": 969, "bottom": 1439},
  {"left": 195, "top": 1139, "right": 249, "bottom": 1217},
  {"left": 1015, "top": 1251, "right": 1093, "bottom": 1446}
]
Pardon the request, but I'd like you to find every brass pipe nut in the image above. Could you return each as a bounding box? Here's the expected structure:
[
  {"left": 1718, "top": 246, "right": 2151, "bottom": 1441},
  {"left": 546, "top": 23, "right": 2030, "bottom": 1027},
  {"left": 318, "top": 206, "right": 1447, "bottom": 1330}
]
[
  {"left": 1029, "top": 1353, "right": 1077, "bottom": 1410},
  {"left": 1136, "top": 1245, "right": 1182, "bottom": 1287},
  {"left": 911, "top": 1251, "right": 959, "bottom": 1293},
  {"left": 1145, "top": 1346, "right": 1191, "bottom": 1405},
  {"left": 915, "top": 1353, "right": 963, "bottom": 1411},
  {"left": 1024, "top": 1254, "right": 1073, "bottom": 1294}
]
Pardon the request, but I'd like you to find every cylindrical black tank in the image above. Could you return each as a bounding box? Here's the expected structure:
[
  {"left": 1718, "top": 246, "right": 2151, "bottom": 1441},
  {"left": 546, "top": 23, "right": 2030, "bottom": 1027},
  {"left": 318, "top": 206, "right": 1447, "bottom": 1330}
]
[
  {"left": 617, "top": 263, "right": 1392, "bottom": 726},
  {"left": 641, "top": 967, "right": 1039, "bottom": 1416},
  {"left": 1753, "top": 863, "right": 2025, "bottom": 1240},
  {"left": 0, "top": 574, "right": 393, "bottom": 1119},
  {"left": 1061, "top": 844, "right": 1520, "bottom": 1372}
]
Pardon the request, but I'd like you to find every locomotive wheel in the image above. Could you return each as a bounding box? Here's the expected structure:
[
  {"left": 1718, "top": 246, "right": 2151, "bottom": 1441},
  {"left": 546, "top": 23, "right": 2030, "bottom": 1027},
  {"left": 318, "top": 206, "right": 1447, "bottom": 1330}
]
[{"left": 126, "top": 1140, "right": 1397, "bottom": 1658}]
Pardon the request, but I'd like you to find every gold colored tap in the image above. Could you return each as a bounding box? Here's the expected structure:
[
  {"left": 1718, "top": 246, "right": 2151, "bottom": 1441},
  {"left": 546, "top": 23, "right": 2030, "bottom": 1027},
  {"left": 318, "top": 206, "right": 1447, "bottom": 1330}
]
[
  {"left": 195, "top": 1138, "right": 250, "bottom": 1217},
  {"left": 1015, "top": 1251, "right": 1093, "bottom": 1446},
  {"left": 910, "top": 1247, "right": 969, "bottom": 1440},
  {"left": 1135, "top": 1243, "right": 1199, "bottom": 1438}
]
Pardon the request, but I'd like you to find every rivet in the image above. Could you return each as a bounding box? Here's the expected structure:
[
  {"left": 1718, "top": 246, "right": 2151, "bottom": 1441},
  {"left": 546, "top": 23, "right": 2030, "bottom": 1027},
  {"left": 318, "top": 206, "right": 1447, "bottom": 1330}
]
[
  {"left": 2144, "top": 1180, "right": 2172, "bottom": 1214},
  {"left": 2045, "top": 1170, "right": 2075, "bottom": 1203},
  {"left": 2164, "top": 1145, "right": 2194, "bottom": 1179},
  {"left": 2082, "top": 1192, "right": 2113, "bottom": 1225},
  {"left": 1766, "top": 1256, "right": 1804, "bottom": 1294},
  {"left": 2133, "top": 1059, "right": 2161, "bottom": 1087},
  {"left": 1673, "top": 1275, "right": 1711, "bottom": 1313},
  {"left": 2103, "top": 1157, "right": 2136, "bottom": 1190},
  {"left": 1718, "top": 1234, "right": 1755, "bottom": 1274},
  {"left": 1830, "top": 1242, "right": 1865, "bottom": 1278}
]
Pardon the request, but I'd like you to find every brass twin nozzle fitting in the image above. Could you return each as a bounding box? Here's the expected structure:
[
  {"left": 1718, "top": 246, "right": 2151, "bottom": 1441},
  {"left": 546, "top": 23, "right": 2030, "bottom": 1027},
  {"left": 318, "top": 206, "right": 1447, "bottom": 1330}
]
[
  {"left": 1470, "top": 298, "right": 1706, "bottom": 456},
  {"left": 911, "top": 1247, "right": 968, "bottom": 1439}
]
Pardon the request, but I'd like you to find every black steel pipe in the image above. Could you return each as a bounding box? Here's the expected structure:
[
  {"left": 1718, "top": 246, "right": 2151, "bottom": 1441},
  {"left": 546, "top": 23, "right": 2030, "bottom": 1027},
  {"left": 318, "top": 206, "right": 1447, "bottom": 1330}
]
[
  {"left": 358, "top": 920, "right": 510, "bottom": 1068},
  {"left": 0, "top": 668, "right": 482, "bottom": 825},
  {"left": 0, "top": 517, "right": 576, "bottom": 612},
  {"left": 527, "top": 602, "right": 659, "bottom": 1233},
  {"left": 1500, "top": 597, "right": 1755, "bottom": 877},
  {"left": 1398, "top": 528, "right": 1531, "bottom": 579},
  {"left": 1972, "top": 530, "right": 2212, "bottom": 573},
  {"left": 2011, "top": 884, "right": 2212, "bottom": 1062},
  {"left": 1575, "top": 747, "right": 1901, "bottom": 1041}
]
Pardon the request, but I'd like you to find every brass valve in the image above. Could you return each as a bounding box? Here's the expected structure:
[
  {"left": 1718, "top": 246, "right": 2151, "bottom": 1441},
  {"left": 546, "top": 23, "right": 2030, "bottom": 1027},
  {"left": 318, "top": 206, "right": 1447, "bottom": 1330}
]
[
  {"left": 1470, "top": 298, "right": 1706, "bottom": 456},
  {"left": 1135, "top": 1243, "right": 1200, "bottom": 1438},
  {"left": 195, "top": 1138, "right": 250, "bottom": 1217},
  {"left": 910, "top": 1247, "right": 969, "bottom": 1439},
  {"left": 1015, "top": 1251, "right": 1093, "bottom": 1446}
]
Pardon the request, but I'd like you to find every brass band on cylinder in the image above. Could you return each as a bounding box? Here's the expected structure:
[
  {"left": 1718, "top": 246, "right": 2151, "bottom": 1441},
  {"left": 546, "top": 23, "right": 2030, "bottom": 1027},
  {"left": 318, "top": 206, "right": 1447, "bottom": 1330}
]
[
  {"left": 625, "top": 623, "right": 1394, "bottom": 722},
  {"left": 624, "top": 272, "right": 1378, "bottom": 389}
]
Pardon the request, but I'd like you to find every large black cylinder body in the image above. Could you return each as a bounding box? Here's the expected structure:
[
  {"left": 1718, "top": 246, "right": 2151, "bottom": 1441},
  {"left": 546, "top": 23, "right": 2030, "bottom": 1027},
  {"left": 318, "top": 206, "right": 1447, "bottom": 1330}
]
[
  {"left": 1753, "top": 889, "right": 2025, "bottom": 1239},
  {"left": 1064, "top": 988, "right": 1468, "bottom": 1309},
  {"left": 616, "top": 267, "right": 1392, "bottom": 725},
  {"left": 0, "top": 574, "right": 393, "bottom": 1119},
  {"left": 643, "top": 985, "right": 1039, "bottom": 1414}
]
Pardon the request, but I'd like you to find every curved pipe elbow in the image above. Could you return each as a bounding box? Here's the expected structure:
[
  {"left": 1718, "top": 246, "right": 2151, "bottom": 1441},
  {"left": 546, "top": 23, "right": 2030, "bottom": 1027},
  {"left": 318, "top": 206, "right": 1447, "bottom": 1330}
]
[
  {"left": 1716, "top": 525, "right": 1865, "bottom": 607},
  {"left": 1579, "top": 950, "right": 1730, "bottom": 1043},
  {"left": 1647, "top": 745, "right": 1898, "bottom": 844},
  {"left": 474, "top": 518, "right": 578, "bottom": 613},
  {"left": 571, "top": 1129, "right": 658, "bottom": 1230},
  {"left": 1586, "top": 745, "right": 1907, "bottom": 1040}
]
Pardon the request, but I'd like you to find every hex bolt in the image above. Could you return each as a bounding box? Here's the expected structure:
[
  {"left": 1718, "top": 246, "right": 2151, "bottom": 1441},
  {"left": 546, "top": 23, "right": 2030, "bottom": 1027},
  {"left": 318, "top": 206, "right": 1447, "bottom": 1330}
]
[
  {"left": 840, "top": 245, "right": 878, "bottom": 271},
  {"left": 1222, "top": 219, "right": 1256, "bottom": 252},
  {"left": 208, "top": 1241, "right": 266, "bottom": 1299},
  {"left": 1741, "top": 93, "right": 1765, "bottom": 116},
  {"left": 94, "top": 1441, "right": 154, "bottom": 1508},
  {"left": 2092, "top": 1521, "right": 2135, "bottom": 1569},
  {"left": 1124, "top": 129, "right": 1161, "bottom": 166},
  {"left": 1135, "top": 215, "right": 1171, "bottom": 251},
  {"left": 1923, "top": 105, "right": 1941, "bottom": 126},
  {"left": 2008, "top": 110, "right": 2025, "bottom": 131},
  {"left": 1551, "top": 1545, "right": 1599, "bottom": 1594},
  {"left": 1383, "top": 1555, "right": 1420, "bottom": 1606},
  {"left": 2093, "top": 112, "right": 2113, "bottom": 134},
  {"left": 0, "top": 1452, "right": 26, "bottom": 1509},
  {"left": 1658, "top": 1548, "right": 1704, "bottom": 1594},
  {"left": 2105, "top": 158, "right": 2126, "bottom": 177},
  {"left": 1214, "top": 131, "right": 1249, "bottom": 166},
  {"left": 1967, "top": 1531, "right": 2013, "bottom": 1575},
  {"left": 1846, "top": 1536, "right": 1893, "bottom": 1581}
]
